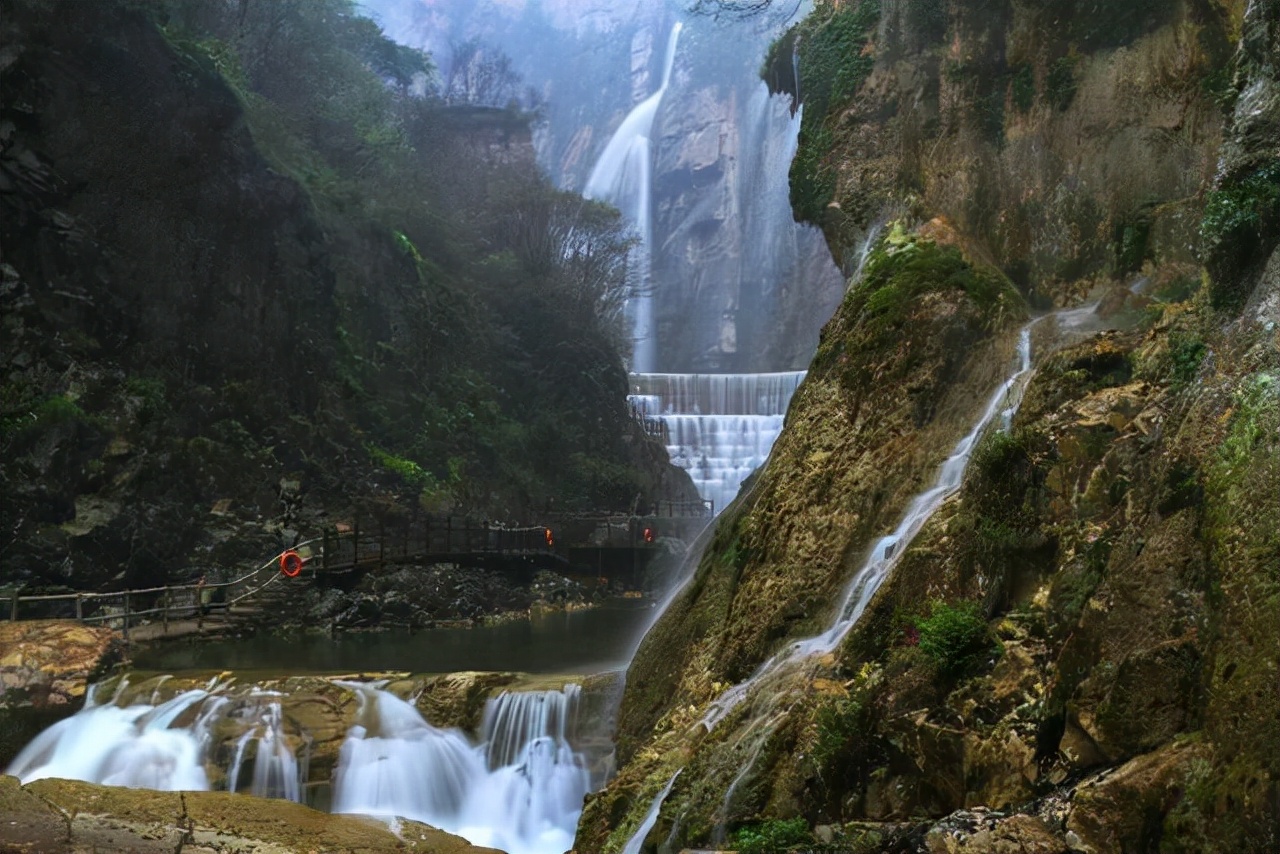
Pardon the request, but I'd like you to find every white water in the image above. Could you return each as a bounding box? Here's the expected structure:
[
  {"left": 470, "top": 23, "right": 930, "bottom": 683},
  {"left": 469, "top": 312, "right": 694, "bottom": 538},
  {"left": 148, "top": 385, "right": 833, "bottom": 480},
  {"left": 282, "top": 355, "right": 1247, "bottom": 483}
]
[
  {"left": 226, "top": 691, "right": 305, "bottom": 802},
  {"left": 331, "top": 683, "right": 590, "bottom": 854},
  {"left": 620, "top": 771, "right": 681, "bottom": 854},
  {"left": 584, "top": 22, "right": 683, "bottom": 372},
  {"left": 5, "top": 678, "right": 303, "bottom": 799},
  {"left": 702, "top": 323, "right": 1037, "bottom": 729},
  {"left": 630, "top": 371, "right": 805, "bottom": 513}
]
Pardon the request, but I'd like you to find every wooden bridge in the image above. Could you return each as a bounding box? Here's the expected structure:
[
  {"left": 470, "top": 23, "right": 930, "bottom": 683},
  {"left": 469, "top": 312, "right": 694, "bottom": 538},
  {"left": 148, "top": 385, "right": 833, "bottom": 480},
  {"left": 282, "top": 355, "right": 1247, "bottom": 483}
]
[{"left": 2, "top": 503, "right": 712, "bottom": 640}]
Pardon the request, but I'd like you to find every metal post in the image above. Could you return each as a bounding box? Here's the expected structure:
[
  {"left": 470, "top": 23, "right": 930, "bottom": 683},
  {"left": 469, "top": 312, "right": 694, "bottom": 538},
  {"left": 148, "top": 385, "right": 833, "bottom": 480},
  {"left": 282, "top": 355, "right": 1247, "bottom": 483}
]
[
  {"left": 162, "top": 588, "right": 170, "bottom": 633},
  {"left": 9, "top": 592, "right": 16, "bottom": 622},
  {"left": 322, "top": 529, "right": 329, "bottom": 583},
  {"left": 75, "top": 593, "right": 83, "bottom": 622},
  {"left": 122, "top": 591, "right": 130, "bottom": 644},
  {"left": 353, "top": 517, "right": 361, "bottom": 566}
]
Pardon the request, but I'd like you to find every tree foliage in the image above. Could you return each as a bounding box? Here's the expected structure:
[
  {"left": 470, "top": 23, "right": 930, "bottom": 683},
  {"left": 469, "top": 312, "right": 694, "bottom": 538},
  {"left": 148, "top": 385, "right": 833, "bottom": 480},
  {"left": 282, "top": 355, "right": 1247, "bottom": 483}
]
[{"left": 152, "top": 0, "right": 649, "bottom": 515}]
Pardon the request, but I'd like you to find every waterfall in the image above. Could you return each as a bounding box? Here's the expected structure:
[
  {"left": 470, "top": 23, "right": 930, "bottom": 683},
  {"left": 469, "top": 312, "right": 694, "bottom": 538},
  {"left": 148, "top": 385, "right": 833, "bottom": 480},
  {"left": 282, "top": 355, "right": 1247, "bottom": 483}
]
[
  {"left": 620, "top": 771, "right": 680, "bottom": 854},
  {"left": 8, "top": 686, "right": 216, "bottom": 791},
  {"left": 5, "top": 680, "right": 310, "bottom": 799},
  {"left": 332, "top": 683, "right": 590, "bottom": 854},
  {"left": 630, "top": 371, "right": 805, "bottom": 513},
  {"left": 702, "top": 323, "right": 1039, "bottom": 730},
  {"left": 226, "top": 692, "right": 306, "bottom": 802},
  {"left": 584, "top": 22, "right": 683, "bottom": 372}
]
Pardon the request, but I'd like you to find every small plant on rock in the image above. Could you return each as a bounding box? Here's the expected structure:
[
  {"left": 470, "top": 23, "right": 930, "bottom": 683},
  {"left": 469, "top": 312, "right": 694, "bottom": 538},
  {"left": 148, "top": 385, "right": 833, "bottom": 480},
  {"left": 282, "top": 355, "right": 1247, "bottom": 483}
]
[
  {"left": 730, "top": 817, "right": 812, "bottom": 854},
  {"left": 915, "top": 601, "right": 997, "bottom": 677}
]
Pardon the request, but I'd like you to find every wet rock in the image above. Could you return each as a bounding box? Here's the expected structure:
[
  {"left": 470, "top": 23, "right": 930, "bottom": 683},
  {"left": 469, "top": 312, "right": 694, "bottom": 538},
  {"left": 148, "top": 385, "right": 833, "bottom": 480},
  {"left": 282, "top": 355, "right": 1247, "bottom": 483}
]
[
  {"left": 924, "top": 810, "right": 1068, "bottom": 854},
  {"left": 9, "top": 775, "right": 499, "bottom": 853},
  {"left": 1065, "top": 740, "right": 1208, "bottom": 854},
  {"left": 0, "top": 619, "right": 121, "bottom": 708}
]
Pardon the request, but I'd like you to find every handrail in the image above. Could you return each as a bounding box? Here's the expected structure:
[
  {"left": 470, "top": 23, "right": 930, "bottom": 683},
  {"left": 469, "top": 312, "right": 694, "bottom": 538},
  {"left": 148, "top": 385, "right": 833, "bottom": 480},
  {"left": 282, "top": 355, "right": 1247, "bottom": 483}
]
[{"left": 3, "top": 513, "right": 679, "bottom": 629}]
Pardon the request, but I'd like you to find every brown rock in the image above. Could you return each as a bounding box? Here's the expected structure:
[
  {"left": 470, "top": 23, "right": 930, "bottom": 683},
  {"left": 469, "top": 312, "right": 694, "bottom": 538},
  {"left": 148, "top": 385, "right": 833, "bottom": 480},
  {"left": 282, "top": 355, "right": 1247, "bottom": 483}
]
[
  {"left": 14, "top": 775, "right": 501, "bottom": 853},
  {"left": 1065, "top": 740, "right": 1208, "bottom": 854},
  {"left": 0, "top": 620, "right": 121, "bottom": 709}
]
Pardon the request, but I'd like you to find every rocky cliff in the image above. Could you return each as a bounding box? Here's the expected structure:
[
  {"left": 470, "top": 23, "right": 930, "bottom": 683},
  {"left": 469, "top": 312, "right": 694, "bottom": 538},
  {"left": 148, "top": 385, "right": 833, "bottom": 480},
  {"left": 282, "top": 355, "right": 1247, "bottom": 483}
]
[
  {"left": 0, "top": 0, "right": 693, "bottom": 595},
  {"left": 581, "top": 0, "right": 1278, "bottom": 851},
  {"left": 368, "top": 0, "right": 846, "bottom": 371}
]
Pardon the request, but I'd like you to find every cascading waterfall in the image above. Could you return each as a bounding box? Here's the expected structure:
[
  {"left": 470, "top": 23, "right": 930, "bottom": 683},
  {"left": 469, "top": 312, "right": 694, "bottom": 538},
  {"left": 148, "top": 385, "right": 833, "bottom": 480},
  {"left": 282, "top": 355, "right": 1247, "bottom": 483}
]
[
  {"left": 620, "top": 771, "right": 681, "bottom": 854},
  {"left": 583, "top": 21, "right": 682, "bottom": 373},
  {"left": 226, "top": 691, "right": 306, "bottom": 802},
  {"left": 11, "top": 677, "right": 592, "bottom": 854},
  {"left": 621, "top": 320, "right": 1052, "bottom": 849},
  {"left": 331, "top": 683, "right": 590, "bottom": 854},
  {"left": 701, "top": 324, "right": 1038, "bottom": 730},
  {"left": 630, "top": 371, "right": 805, "bottom": 512},
  {"left": 7, "top": 686, "right": 214, "bottom": 791},
  {"left": 6, "top": 678, "right": 307, "bottom": 799}
]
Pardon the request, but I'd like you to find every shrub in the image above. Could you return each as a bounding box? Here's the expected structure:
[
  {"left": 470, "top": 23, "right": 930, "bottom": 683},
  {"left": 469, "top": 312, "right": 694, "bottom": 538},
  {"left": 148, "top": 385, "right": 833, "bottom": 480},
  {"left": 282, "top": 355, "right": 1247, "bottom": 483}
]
[
  {"left": 1011, "top": 64, "right": 1035, "bottom": 113},
  {"left": 1045, "top": 56, "right": 1079, "bottom": 111},
  {"left": 1202, "top": 159, "right": 1280, "bottom": 309},
  {"left": 915, "top": 601, "right": 996, "bottom": 676},
  {"left": 730, "top": 817, "right": 812, "bottom": 854}
]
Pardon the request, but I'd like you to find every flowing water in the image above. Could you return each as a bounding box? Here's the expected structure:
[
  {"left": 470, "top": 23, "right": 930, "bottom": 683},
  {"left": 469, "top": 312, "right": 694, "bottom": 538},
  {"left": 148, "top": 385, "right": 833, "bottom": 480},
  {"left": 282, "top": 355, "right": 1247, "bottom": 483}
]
[
  {"left": 617, "top": 318, "right": 1060, "bottom": 848},
  {"left": 630, "top": 371, "right": 806, "bottom": 513},
  {"left": 332, "top": 684, "right": 590, "bottom": 854},
  {"left": 8, "top": 677, "right": 594, "bottom": 854},
  {"left": 584, "top": 22, "right": 683, "bottom": 373}
]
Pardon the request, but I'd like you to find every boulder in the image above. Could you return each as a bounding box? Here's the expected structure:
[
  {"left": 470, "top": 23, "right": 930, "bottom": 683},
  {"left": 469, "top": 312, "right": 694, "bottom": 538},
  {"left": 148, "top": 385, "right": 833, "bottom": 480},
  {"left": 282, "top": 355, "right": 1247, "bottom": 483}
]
[{"left": 0, "top": 619, "right": 121, "bottom": 708}]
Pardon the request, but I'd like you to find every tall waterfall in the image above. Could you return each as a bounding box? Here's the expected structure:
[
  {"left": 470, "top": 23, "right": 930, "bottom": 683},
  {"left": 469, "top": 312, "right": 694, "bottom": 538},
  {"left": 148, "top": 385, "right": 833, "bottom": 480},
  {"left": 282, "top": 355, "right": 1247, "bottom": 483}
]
[
  {"left": 332, "top": 684, "right": 590, "bottom": 854},
  {"left": 583, "top": 22, "right": 683, "bottom": 373},
  {"left": 630, "top": 370, "right": 805, "bottom": 513}
]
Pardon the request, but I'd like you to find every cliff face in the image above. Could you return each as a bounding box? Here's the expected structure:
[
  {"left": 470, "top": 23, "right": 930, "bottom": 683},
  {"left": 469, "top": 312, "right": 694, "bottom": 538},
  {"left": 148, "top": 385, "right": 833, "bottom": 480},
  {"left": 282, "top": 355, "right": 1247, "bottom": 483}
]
[
  {"left": 0, "top": 0, "right": 694, "bottom": 593},
  {"left": 583, "top": 0, "right": 1278, "bottom": 851},
  {"left": 369, "top": 0, "right": 846, "bottom": 371}
]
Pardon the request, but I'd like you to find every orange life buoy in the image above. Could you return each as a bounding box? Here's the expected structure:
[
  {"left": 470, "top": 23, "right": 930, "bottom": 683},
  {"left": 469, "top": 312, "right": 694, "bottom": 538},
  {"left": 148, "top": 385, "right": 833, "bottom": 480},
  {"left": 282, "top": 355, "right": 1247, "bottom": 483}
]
[{"left": 280, "top": 550, "right": 304, "bottom": 577}]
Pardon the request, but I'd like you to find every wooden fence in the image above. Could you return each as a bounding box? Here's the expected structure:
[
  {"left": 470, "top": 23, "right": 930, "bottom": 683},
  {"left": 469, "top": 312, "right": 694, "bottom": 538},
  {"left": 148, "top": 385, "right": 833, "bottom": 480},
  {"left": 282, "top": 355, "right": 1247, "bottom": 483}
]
[{"left": 3, "top": 516, "right": 561, "bottom": 636}]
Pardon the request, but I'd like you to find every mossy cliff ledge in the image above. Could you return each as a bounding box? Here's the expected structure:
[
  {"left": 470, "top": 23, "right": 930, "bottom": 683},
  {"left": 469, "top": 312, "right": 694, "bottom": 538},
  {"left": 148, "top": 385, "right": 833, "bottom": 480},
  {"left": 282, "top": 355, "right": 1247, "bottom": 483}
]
[{"left": 581, "top": 0, "right": 1278, "bottom": 851}]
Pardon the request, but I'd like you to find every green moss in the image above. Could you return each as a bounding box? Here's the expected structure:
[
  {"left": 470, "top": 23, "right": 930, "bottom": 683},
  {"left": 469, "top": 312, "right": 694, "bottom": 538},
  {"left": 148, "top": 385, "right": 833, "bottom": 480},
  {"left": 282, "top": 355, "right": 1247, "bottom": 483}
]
[
  {"left": 730, "top": 817, "right": 812, "bottom": 854},
  {"left": 1114, "top": 207, "right": 1154, "bottom": 276},
  {"left": 851, "top": 226, "right": 1023, "bottom": 344},
  {"left": 1202, "top": 159, "right": 1280, "bottom": 310},
  {"left": 1045, "top": 56, "right": 1079, "bottom": 111},
  {"left": 1010, "top": 63, "right": 1035, "bottom": 113},
  {"left": 915, "top": 601, "right": 998, "bottom": 677},
  {"left": 1168, "top": 335, "right": 1206, "bottom": 387},
  {"left": 788, "top": 0, "right": 882, "bottom": 223}
]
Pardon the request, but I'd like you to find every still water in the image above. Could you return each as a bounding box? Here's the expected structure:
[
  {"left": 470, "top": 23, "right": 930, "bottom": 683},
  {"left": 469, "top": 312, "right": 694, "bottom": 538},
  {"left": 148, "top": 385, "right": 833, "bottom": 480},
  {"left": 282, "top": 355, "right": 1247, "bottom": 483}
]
[{"left": 131, "top": 599, "right": 656, "bottom": 674}]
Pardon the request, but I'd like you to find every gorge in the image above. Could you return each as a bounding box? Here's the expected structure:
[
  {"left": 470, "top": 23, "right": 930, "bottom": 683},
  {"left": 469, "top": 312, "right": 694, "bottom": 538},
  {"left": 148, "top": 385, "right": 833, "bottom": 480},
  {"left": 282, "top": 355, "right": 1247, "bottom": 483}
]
[{"left": 2, "top": 0, "right": 1278, "bottom": 853}]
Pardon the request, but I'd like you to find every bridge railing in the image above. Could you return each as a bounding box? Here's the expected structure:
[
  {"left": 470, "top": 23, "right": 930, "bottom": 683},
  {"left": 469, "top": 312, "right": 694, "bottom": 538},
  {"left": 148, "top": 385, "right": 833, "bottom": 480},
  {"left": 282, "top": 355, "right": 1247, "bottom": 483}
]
[{"left": 2, "top": 511, "right": 676, "bottom": 631}]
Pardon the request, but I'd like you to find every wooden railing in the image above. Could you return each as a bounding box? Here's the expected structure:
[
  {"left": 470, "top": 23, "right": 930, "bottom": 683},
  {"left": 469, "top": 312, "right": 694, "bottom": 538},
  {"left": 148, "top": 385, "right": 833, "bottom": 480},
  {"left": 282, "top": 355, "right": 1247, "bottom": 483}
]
[
  {"left": 2, "top": 517, "right": 561, "bottom": 634},
  {"left": 2, "top": 511, "right": 689, "bottom": 634}
]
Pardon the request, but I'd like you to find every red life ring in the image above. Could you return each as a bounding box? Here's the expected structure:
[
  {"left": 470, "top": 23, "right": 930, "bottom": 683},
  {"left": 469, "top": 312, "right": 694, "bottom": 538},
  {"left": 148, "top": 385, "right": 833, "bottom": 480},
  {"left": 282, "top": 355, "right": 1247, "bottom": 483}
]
[{"left": 280, "top": 550, "right": 304, "bottom": 577}]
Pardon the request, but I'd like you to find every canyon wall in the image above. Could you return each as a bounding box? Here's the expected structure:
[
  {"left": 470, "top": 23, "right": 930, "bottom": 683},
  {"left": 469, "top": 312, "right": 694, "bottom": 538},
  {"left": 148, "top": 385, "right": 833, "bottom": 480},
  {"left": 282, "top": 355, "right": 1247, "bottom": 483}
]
[{"left": 582, "top": 0, "right": 1278, "bottom": 851}]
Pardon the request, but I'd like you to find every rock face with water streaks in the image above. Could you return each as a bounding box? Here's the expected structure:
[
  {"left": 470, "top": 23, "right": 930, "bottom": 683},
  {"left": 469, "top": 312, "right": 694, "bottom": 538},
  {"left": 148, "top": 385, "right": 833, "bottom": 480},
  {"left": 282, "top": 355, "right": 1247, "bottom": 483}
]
[{"left": 584, "top": 0, "right": 1278, "bottom": 851}]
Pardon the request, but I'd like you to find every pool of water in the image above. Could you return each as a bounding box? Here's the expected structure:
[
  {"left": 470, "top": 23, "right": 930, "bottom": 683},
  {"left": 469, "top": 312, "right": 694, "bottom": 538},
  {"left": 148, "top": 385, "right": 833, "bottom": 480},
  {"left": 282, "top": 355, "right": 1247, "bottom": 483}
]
[{"left": 130, "top": 599, "right": 658, "bottom": 674}]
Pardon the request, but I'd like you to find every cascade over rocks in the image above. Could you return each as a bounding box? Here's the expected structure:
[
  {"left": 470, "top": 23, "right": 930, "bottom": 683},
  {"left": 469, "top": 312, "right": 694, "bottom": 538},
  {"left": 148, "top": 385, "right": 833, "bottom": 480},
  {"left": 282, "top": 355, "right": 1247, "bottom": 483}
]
[{"left": 586, "top": 0, "right": 1279, "bottom": 851}]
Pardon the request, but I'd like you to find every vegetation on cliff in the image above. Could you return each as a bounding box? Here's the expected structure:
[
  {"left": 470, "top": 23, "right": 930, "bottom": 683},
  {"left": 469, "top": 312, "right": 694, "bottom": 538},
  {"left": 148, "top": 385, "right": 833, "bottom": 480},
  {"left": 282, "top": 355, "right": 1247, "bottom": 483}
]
[
  {"left": 589, "top": 0, "right": 1278, "bottom": 851},
  {"left": 0, "top": 0, "right": 691, "bottom": 592}
]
